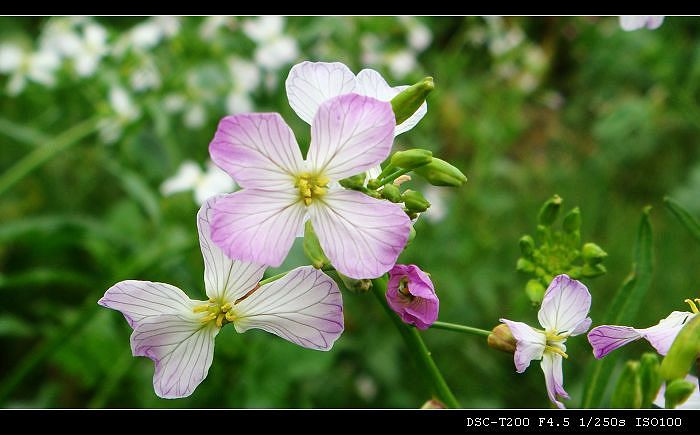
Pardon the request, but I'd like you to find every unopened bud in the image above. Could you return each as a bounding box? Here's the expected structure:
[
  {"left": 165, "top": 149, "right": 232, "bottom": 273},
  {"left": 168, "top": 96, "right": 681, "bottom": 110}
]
[
  {"left": 538, "top": 195, "right": 562, "bottom": 226},
  {"left": 339, "top": 173, "right": 367, "bottom": 190},
  {"left": 611, "top": 361, "right": 642, "bottom": 409},
  {"left": 639, "top": 353, "right": 662, "bottom": 408},
  {"left": 403, "top": 190, "right": 430, "bottom": 213},
  {"left": 562, "top": 207, "right": 581, "bottom": 233},
  {"left": 581, "top": 263, "right": 607, "bottom": 278},
  {"left": 516, "top": 258, "right": 535, "bottom": 274},
  {"left": 488, "top": 324, "right": 517, "bottom": 354},
  {"left": 664, "top": 378, "right": 697, "bottom": 409},
  {"left": 420, "top": 399, "right": 446, "bottom": 409},
  {"left": 660, "top": 315, "right": 700, "bottom": 382},
  {"left": 303, "top": 221, "right": 330, "bottom": 269},
  {"left": 519, "top": 235, "right": 535, "bottom": 258},
  {"left": 525, "top": 279, "right": 546, "bottom": 305},
  {"left": 582, "top": 243, "right": 608, "bottom": 265},
  {"left": 391, "top": 149, "right": 433, "bottom": 169},
  {"left": 338, "top": 273, "right": 372, "bottom": 294},
  {"left": 413, "top": 158, "right": 467, "bottom": 187},
  {"left": 380, "top": 184, "right": 403, "bottom": 203},
  {"left": 391, "top": 76, "right": 434, "bottom": 125}
]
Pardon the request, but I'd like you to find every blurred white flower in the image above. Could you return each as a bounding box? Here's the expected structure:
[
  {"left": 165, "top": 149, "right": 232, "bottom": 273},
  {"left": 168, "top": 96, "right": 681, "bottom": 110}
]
[
  {"left": 128, "top": 16, "right": 181, "bottom": 51},
  {"left": 354, "top": 375, "right": 378, "bottom": 402},
  {"left": 386, "top": 49, "right": 417, "bottom": 79},
  {"left": 160, "top": 160, "right": 236, "bottom": 205},
  {"left": 243, "top": 16, "right": 298, "bottom": 71},
  {"left": 0, "top": 43, "right": 60, "bottom": 95},
  {"left": 130, "top": 57, "right": 162, "bottom": 91},
  {"left": 224, "top": 57, "right": 261, "bottom": 113},
  {"left": 360, "top": 34, "right": 382, "bottom": 66},
  {"left": 400, "top": 17, "right": 432, "bottom": 52},
  {"left": 422, "top": 185, "right": 450, "bottom": 223},
  {"left": 226, "top": 92, "right": 254, "bottom": 114},
  {"left": 74, "top": 23, "right": 109, "bottom": 77},
  {"left": 163, "top": 93, "right": 186, "bottom": 113},
  {"left": 199, "top": 16, "right": 236, "bottom": 41},
  {"left": 0, "top": 44, "right": 23, "bottom": 72},
  {"left": 184, "top": 104, "right": 206, "bottom": 129},
  {"left": 40, "top": 17, "right": 83, "bottom": 59},
  {"left": 98, "top": 86, "right": 141, "bottom": 144},
  {"left": 619, "top": 16, "right": 665, "bottom": 31}
]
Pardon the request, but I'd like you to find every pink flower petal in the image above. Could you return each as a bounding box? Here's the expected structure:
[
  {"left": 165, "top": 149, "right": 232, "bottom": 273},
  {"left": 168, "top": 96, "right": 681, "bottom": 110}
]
[
  {"left": 385, "top": 264, "right": 439, "bottom": 329},
  {"left": 233, "top": 266, "right": 344, "bottom": 351},
  {"left": 307, "top": 93, "right": 395, "bottom": 181},
  {"left": 587, "top": 325, "right": 642, "bottom": 359},
  {"left": 209, "top": 113, "right": 303, "bottom": 190},
  {"left": 197, "top": 196, "right": 266, "bottom": 301},
  {"left": 98, "top": 280, "right": 195, "bottom": 328},
  {"left": 639, "top": 311, "right": 697, "bottom": 356},
  {"left": 541, "top": 351, "right": 568, "bottom": 409},
  {"left": 130, "top": 314, "right": 219, "bottom": 399},
  {"left": 308, "top": 189, "right": 410, "bottom": 279},
  {"left": 285, "top": 61, "right": 357, "bottom": 125},
  {"left": 500, "top": 318, "right": 546, "bottom": 373},
  {"left": 210, "top": 189, "right": 306, "bottom": 268},
  {"left": 538, "top": 274, "right": 591, "bottom": 335}
]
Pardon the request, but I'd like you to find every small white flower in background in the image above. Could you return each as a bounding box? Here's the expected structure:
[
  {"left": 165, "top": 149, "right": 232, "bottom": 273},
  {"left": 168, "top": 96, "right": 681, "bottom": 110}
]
[
  {"left": 199, "top": 16, "right": 236, "bottom": 41},
  {"left": 619, "top": 16, "right": 665, "bottom": 31},
  {"left": 421, "top": 186, "right": 449, "bottom": 223},
  {"left": 225, "top": 57, "right": 261, "bottom": 114},
  {"left": 0, "top": 43, "right": 60, "bottom": 96},
  {"left": 73, "top": 23, "right": 109, "bottom": 77},
  {"left": 129, "top": 57, "right": 162, "bottom": 92},
  {"left": 184, "top": 104, "right": 207, "bottom": 129},
  {"left": 39, "top": 17, "right": 83, "bottom": 59},
  {"left": 127, "top": 16, "right": 181, "bottom": 51},
  {"left": 98, "top": 86, "right": 141, "bottom": 144},
  {"left": 385, "top": 49, "right": 417, "bottom": 80},
  {"left": 161, "top": 160, "right": 236, "bottom": 205},
  {"left": 400, "top": 17, "right": 432, "bottom": 52},
  {"left": 243, "top": 16, "right": 298, "bottom": 71}
]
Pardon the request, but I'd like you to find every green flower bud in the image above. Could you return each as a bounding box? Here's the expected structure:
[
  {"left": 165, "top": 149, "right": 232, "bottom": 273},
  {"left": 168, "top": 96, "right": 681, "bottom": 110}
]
[
  {"left": 407, "top": 225, "right": 416, "bottom": 245},
  {"left": 660, "top": 315, "right": 700, "bottom": 382},
  {"left": 525, "top": 279, "right": 546, "bottom": 305},
  {"left": 639, "top": 353, "right": 662, "bottom": 408},
  {"left": 611, "top": 361, "right": 642, "bottom": 409},
  {"left": 519, "top": 235, "right": 535, "bottom": 258},
  {"left": 380, "top": 184, "right": 403, "bottom": 203},
  {"left": 581, "top": 263, "right": 607, "bottom": 278},
  {"left": 516, "top": 258, "right": 535, "bottom": 274},
  {"left": 303, "top": 221, "right": 330, "bottom": 269},
  {"left": 413, "top": 158, "right": 467, "bottom": 187},
  {"left": 366, "top": 178, "right": 382, "bottom": 190},
  {"left": 338, "top": 173, "right": 367, "bottom": 190},
  {"left": 420, "top": 399, "right": 446, "bottom": 409},
  {"left": 565, "top": 265, "right": 582, "bottom": 279},
  {"left": 487, "top": 324, "right": 517, "bottom": 354},
  {"left": 390, "top": 76, "right": 434, "bottom": 125},
  {"left": 337, "top": 273, "right": 372, "bottom": 294},
  {"left": 390, "top": 149, "right": 433, "bottom": 169},
  {"left": 664, "top": 378, "right": 697, "bottom": 409},
  {"left": 582, "top": 242, "right": 608, "bottom": 265},
  {"left": 562, "top": 207, "right": 581, "bottom": 233},
  {"left": 538, "top": 194, "right": 562, "bottom": 227},
  {"left": 402, "top": 190, "right": 430, "bottom": 213}
]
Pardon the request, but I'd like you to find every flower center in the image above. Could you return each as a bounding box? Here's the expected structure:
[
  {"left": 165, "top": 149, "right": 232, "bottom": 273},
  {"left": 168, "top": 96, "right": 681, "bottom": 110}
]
[
  {"left": 398, "top": 277, "right": 415, "bottom": 301},
  {"left": 193, "top": 299, "right": 237, "bottom": 328},
  {"left": 544, "top": 331, "right": 569, "bottom": 359},
  {"left": 295, "top": 172, "right": 329, "bottom": 206},
  {"left": 684, "top": 298, "right": 700, "bottom": 314}
]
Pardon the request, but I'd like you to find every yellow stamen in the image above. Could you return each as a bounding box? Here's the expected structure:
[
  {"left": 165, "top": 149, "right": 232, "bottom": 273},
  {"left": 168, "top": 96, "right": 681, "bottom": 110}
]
[
  {"left": 220, "top": 303, "right": 232, "bottom": 312},
  {"left": 546, "top": 346, "right": 569, "bottom": 359},
  {"left": 545, "top": 331, "right": 568, "bottom": 342},
  {"left": 193, "top": 304, "right": 210, "bottom": 313},
  {"left": 295, "top": 173, "right": 329, "bottom": 205},
  {"left": 216, "top": 313, "right": 225, "bottom": 328},
  {"left": 225, "top": 311, "right": 237, "bottom": 322},
  {"left": 200, "top": 312, "right": 217, "bottom": 323},
  {"left": 685, "top": 299, "right": 699, "bottom": 314}
]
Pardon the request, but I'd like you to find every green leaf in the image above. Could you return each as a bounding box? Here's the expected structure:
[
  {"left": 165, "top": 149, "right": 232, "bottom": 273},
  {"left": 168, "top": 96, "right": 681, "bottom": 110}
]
[
  {"left": 664, "top": 196, "right": 700, "bottom": 244},
  {"left": 659, "top": 315, "right": 700, "bottom": 382},
  {"left": 581, "top": 206, "right": 654, "bottom": 408},
  {"left": 103, "top": 160, "right": 161, "bottom": 225}
]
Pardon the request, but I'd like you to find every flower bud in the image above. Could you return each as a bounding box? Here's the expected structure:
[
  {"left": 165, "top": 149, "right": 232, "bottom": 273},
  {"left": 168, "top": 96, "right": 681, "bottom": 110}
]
[
  {"left": 386, "top": 264, "right": 438, "bottom": 329},
  {"left": 562, "top": 207, "right": 581, "bottom": 233},
  {"left": 380, "top": 184, "right": 403, "bottom": 203},
  {"left": 338, "top": 273, "right": 373, "bottom": 294},
  {"left": 391, "top": 76, "right": 434, "bottom": 125},
  {"left": 413, "top": 158, "right": 467, "bottom": 187},
  {"left": 582, "top": 242, "right": 608, "bottom": 265},
  {"left": 611, "top": 361, "right": 642, "bottom": 408},
  {"left": 303, "top": 221, "right": 330, "bottom": 269},
  {"left": 581, "top": 263, "right": 607, "bottom": 278},
  {"left": 664, "top": 378, "right": 697, "bottom": 409},
  {"left": 420, "top": 399, "right": 446, "bottom": 409},
  {"left": 407, "top": 225, "right": 416, "bottom": 245},
  {"left": 402, "top": 190, "right": 431, "bottom": 213},
  {"left": 537, "top": 194, "right": 562, "bottom": 227},
  {"left": 639, "top": 353, "right": 662, "bottom": 408},
  {"left": 487, "top": 323, "right": 517, "bottom": 354},
  {"left": 525, "top": 279, "right": 546, "bottom": 305},
  {"left": 390, "top": 149, "right": 433, "bottom": 169},
  {"left": 339, "top": 173, "right": 367, "bottom": 190},
  {"left": 519, "top": 235, "right": 535, "bottom": 258},
  {"left": 565, "top": 265, "right": 582, "bottom": 279},
  {"left": 660, "top": 315, "right": 700, "bottom": 382},
  {"left": 516, "top": 258, "right": 535, "bottom": 274}
]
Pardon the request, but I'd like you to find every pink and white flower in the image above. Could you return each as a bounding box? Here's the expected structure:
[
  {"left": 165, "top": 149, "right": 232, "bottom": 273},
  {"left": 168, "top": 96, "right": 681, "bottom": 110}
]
[
  {"left": 587, "top": 299, "right": 698, "bottom": 358},
  {"left": 619, "top": 16, "right": 665, "bottom": 31},
  {"left": 208, "top": 93, "right": 411, "bottom": 279},
  {"left": 500, "top": 275, "right": 592, "bottom": 409},
  {"left": 98, "top": 196, "right": 344, "bottom": 399},
  {"left": 385, "top": 264, "right": 439, "bottom": 330}
]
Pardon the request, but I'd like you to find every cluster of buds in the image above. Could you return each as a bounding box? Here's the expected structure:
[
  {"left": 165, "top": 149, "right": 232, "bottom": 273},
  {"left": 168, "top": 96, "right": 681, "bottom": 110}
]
[{"left": 517, "top": 194, "right": 608, "bottom": 305}]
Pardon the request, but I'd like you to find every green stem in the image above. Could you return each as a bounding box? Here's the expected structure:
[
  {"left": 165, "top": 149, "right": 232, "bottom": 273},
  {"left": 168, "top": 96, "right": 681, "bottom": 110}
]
[
  {"left": 259, "top": 266, "right": 336, "bottom": 286},
  {"left": 376, "top": 163, "right": 396, "bottom": 180},
  {"left": 431, "top": 321, "right": 492, "bottom": 337},
  {"left": 371, "top": 276, "right": 461, "bottom": 408},
  {"left": 377, "top": 168, "right": 412, "bottom": 186},
  {"left": 0, "top": 116, "right": 100, "bottom": 197}
]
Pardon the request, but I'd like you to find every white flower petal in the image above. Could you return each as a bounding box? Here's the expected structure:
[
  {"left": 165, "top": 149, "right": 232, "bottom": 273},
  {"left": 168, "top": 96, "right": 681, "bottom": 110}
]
[
  {"left": 233, "top": 266, "right": 344, "bottom": 351},
  {"left": 538, "top": 274, "right": 591, "bottom": 335},
  {"left": 541, "top": 351, "right": 568, "bottom": 409},
  {"left": 160, "top": 160, "right": 202, "bottom": 197},
  {"left": 130, "top": 314, "right": 218, "bottom": 399},
  {"left": 391, "top": 85, "right": 428, "bottom": 136},
  {"left": 639, "top": 311, "right": 697, "bottom": 356},
  {"left": 285, "top": 61, "right": 357, "bottom": 125},
  {"left": 98, "top": 280, "right": 195, "bottom": 328},
  {"left": 307, "top": 93, "right": 395, "bottom": 181},
  {"left": 500, "top": 319, "right": 546, "bottom": 373},
  {"left": 197, "top": 196, "right": 267, "bottom": 302}
]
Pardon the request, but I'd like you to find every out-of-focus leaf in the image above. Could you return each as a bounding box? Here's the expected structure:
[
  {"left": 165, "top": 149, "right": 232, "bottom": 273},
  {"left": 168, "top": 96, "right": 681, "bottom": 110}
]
[
  {"left": 0, "top": 314, "right": 34, "bottom": 338},
  {"left": 664, "top": 196, "right": 700, "bottom": 244}
]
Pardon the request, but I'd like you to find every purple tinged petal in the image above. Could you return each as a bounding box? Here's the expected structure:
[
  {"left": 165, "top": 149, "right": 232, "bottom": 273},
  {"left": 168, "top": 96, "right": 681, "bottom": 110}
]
[
  {"left": 306, "top": 93, "right": 396, "bottom": 181},
  {"left": 308, "top": 189, "right": 411, "bottom": 279},
  {"left": 639, "top": 311, "right": 697, "bottom": 356},
  {"left": 541, "top": 352, "right": 568, "bottom": 409},
  {"left": 538, "top": 274, "right": 591, "bottom": 335},
  {"left": 98, "top": 280, "right": 195, "bottom": 329},
  {"left": 500, "top": 319, "right": 546, "bottom": 373},
  {"left": 210, "top": 189, "right": 307, "bottom": 268},
  {"left": 385, "top": 264, "right": 438, "bottom": 330},
  {"left": 571, "top": 316, "right": 593, "bottom": 336},
  {"left": 209, "top": 113, "right": 304, "bottom": 190},
  {"left": 130, "top": 313, "right": 219, "bottom": 399},
  {"left": 197, "top": 196, "right": 266, "bottom": 302},
  {"left": 285, "top": 61, "right": 357, "bottom": 125},
  {"left": 233, "top": 266, "right": 344, "bottom": 351},
  {"left": 587, "top": 325, "right": 642, "bottom": 359}
]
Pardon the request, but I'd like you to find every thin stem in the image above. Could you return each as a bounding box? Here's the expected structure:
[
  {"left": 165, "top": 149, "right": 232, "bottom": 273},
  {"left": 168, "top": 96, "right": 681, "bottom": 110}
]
[
  {"left": 430, "top": 321, "right": 492, "bottom": 337},
  {"left": 376, "top": 162, "right": 396, "bottom": 180},
  {"left": 259, "top": 266, "right": 336, "bottom": 286},
  {"left": 371, "top": 276, "right": 461, "bottom": 408},
  {"left": 377, "top": 168, "right": 412, "bottom": 186}
]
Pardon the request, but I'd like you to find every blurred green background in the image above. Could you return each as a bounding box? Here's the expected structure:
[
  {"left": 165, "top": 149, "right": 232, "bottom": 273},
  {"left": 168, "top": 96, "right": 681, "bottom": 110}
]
[{"left": 1, "top": 16, "right": 699, "bottom": 408}]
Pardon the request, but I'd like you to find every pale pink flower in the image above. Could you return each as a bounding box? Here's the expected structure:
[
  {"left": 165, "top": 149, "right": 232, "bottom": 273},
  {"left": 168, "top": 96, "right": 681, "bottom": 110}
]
[{"left": 385, "top": 264, "right": 439, "bottom": 329}]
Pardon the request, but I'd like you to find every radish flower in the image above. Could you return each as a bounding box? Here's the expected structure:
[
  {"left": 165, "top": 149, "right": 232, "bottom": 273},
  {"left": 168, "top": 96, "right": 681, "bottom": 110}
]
[
  {"left": 385, "top": 264, "right": 439, "bottom": 330},
  {"left": 588, "top": 298, "right": 699, "bottom": 358},
  {"left": 98, "top": 196, "right": 344, "bottom": 399},
  {"left": 209, "top": 93, "right": 411, "bottom": 279},
  {"left": 500, "top": 274, "right": 592, "bottom": 409}
]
